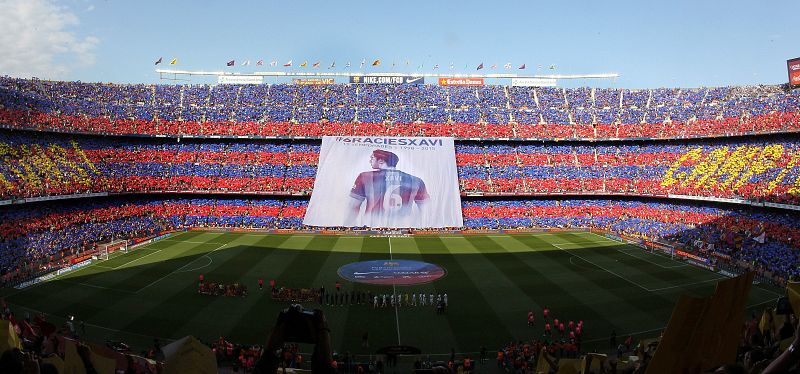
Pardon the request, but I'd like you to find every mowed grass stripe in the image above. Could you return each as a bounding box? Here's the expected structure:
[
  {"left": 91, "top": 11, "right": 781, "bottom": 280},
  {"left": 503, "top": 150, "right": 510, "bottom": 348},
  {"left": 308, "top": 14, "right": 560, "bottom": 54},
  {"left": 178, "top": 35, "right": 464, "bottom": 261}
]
[
  {"left": 311, "top": 236, "right": 366, "bottom": 349},
  {"left": 323, "top": 237, "right": 376, "bottom": 350},
  {"left": 339, "top": 237, "right": 403, "bottom": 353},
  {"left": 416, "top": 236, "right": 513, "bottom": 351},
  {"left": 508, "top": 234, "right": 675, "bottom": 337},
  {"left": 278, "top": 235, "right": 338, "bottom": 287},
  {"left": 483, "top": 234, "right": 555, "bottom": 253},
  {"left": 386, "top": 237, "right": 460, "bottom": 352},
  {"left": 277, "top": 234, "right": 317, "bottom": 250},
  {"left": 225, "top": 235, "right": 313, "bottom": 343},
  {"left": 389, "top": 236, "right": 421, "bottom": 255},
  {"left": 457, "top": 236, "right": 549, "bottom": 341},
  {"left": 438, "top": 237, "right": 481, "bottom": 254},
  {"left": 332, "top": 236, "right": 364, "bottom": 253}
]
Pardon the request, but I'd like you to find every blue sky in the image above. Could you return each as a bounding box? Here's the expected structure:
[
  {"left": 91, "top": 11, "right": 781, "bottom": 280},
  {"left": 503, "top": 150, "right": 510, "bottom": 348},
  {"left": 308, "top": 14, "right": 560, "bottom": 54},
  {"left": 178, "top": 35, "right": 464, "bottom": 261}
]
[{"left": 1, "top": 0, "right": 797, "bottom": 88}]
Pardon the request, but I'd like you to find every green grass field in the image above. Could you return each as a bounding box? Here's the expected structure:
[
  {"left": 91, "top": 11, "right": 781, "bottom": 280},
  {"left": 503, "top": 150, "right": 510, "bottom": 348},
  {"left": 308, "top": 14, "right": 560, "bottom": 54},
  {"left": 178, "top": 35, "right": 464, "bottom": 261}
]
[{"left": 1, "top": 230, "right": 782, "bottom": 357}]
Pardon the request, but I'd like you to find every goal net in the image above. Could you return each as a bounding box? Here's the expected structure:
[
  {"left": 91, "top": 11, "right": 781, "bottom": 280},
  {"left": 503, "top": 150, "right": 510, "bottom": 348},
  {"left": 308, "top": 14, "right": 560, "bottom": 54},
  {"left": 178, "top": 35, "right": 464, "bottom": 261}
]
[{"left": 97, "top": 239, "right": 128, "bottom": 261}]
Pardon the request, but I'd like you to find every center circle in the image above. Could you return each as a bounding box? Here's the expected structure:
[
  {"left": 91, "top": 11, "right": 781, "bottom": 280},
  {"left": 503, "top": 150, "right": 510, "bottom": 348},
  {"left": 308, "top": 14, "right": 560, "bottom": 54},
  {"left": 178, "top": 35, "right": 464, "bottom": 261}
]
[{"left": 337, "top": 260, "right": 446, "bottom": 285}]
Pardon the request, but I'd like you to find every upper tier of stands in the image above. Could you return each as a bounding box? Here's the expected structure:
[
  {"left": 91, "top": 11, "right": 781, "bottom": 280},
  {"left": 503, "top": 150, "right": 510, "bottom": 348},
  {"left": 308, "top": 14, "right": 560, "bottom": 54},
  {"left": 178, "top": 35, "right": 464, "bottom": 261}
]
[{"left": 1, "top": 77, "right": 799, "bottom": 140}]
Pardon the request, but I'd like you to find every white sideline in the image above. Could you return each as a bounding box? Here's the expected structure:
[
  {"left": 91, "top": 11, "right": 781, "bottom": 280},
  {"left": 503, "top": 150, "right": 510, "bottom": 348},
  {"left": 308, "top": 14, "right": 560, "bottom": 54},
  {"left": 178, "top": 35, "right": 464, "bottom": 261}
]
[
  {"left": 615, "top": 249, "right": 688, "bottom": 269},
  {"left": 553, "top": 242, "right": 724, "bottom": 293}
]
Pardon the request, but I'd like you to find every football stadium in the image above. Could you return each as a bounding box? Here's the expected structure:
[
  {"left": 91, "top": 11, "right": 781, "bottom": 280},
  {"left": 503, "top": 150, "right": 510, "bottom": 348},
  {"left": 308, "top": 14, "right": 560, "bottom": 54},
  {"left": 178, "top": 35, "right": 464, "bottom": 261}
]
[{"left": 3, "top": 1, "right": 800, "bottom": 373}]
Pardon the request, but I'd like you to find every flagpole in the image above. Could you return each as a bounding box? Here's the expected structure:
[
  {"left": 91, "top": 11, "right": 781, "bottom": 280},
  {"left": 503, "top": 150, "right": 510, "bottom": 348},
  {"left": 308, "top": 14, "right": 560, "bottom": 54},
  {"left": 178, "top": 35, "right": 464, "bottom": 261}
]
[{"left": 155, "top": 68, "right": 620, "bottom": 82}]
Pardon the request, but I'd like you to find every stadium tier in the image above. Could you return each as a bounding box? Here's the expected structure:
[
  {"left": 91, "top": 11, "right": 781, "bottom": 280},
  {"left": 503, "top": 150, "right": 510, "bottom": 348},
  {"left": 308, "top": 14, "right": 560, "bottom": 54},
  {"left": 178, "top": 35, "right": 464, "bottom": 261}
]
[
  {"left": 1, "top": 130, "right": 800, "bottom": 205},
  {"left": 1, "top": 77, "right": 800, "bottom": 139}
]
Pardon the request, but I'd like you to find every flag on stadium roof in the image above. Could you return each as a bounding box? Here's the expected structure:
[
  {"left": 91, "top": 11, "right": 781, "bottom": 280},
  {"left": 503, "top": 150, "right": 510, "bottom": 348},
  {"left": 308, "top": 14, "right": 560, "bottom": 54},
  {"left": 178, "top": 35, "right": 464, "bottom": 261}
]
[
  {"left": 243, "top": 60, "right": 250, "bottom": 66},
  {"left": 345, "top": 62, "right": 351, "bottom": 68},
  {"left": 372, "top": 59, "right": 381, "bottom": 66},
  {"left": 433, "top": 64, "right": 439, "bottom": 70},
  {"left": 549, "top": 64, "right": 557, "bottom": 70},
  {"left": 313, "top": 61, "right": 320, "bottom": 68},
  {"left": 270, "top": 60, "right": 277, "bottom": 66},
  {"left": 226, "top": 60, "right": 235, "bottom": 66},
  {"left": 283, "top": 60, "right": 291, "bottom": 67},
  {"left": 329, "top": 61, "right": 336, "bottom": 69},
  {"left": 449, "top": 63, "right": 454, "bottom": 69},
  {"left": 257, "top": 60, "right": 263, "bottom": 66},
  {"left": 503, "top": 63, "right": 511, "bottom": 69},
  {"left": 476, "top": 63, "right": 484, "bottom": 70},
  {"left": 519, "top": 64, "right": 526, "bottom": 69},
  {"left": 170, "top": 58, "right": 177, "bottom": 65},
  {"left": 490, "top": 64, "right": 497, "bottom": 69},
  {"left": 360, "top": 59, "right": 365, "bottom": 68},
  {"left": 300, "top": 61, "right": 308, "bottom": 67},
  {"left": 154, "top": 57, "right": 162, "bottom": 65}
]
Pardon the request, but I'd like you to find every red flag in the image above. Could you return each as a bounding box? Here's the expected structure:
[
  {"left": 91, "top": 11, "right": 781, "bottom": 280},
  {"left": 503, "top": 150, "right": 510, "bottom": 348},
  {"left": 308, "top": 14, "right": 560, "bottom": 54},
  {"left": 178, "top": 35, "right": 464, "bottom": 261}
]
[
  {"left": 283, "top": 60, "right": 292, "bottom": 67},
  {"left": 21, "top": 321, "right": 37, "bottom": 339},
  {"left": 226, "top": 60, "right": 235, "bottom": 66},
  {"left": 476, "top": 63, "right": 484, "bottom": 70}
]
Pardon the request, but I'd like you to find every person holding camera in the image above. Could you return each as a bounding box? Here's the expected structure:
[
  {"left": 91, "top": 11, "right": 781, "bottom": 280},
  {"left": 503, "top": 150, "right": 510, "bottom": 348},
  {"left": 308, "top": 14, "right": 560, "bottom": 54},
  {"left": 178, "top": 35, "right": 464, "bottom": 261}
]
[{"left": 253, "top": 305, "right": 334, "bottom": 374}]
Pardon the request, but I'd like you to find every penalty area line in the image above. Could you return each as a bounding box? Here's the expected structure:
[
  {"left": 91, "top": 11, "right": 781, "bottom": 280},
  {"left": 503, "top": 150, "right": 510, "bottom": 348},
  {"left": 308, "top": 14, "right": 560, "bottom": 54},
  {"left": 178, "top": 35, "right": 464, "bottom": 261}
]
[{"left": 135, "top": 242, "right": 229, "bottom": 293}]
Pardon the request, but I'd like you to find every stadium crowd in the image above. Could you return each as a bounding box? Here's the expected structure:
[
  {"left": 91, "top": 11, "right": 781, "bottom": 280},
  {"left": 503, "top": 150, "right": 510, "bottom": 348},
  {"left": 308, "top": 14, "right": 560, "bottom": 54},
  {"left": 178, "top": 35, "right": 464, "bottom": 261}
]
[
  {"left": 2, "top": 130, "right": 800, "bottom": 206},
  {"left": 1, "top": 77, "right": 799, "bottom": 140},
  {"left": 3, "top": 76, "right": 800, "bottom": 372}
]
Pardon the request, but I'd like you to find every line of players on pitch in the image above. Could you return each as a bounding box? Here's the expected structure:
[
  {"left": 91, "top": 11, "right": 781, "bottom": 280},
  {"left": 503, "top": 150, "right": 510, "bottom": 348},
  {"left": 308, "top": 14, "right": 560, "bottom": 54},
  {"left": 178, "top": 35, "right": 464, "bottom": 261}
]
[
  {"left": 319, "top": 288, "right": 449, "bottom": 313},
  {"left": 371, "top": 292, "right": 448, "bottom": 311}
]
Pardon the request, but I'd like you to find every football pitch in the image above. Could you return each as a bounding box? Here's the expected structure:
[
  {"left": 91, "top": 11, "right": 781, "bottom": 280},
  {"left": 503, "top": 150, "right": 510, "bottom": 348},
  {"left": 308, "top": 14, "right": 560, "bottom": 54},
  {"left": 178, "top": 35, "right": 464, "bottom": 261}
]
[{"left": 2, "top": 230, "right": 782, "bottom": 356}]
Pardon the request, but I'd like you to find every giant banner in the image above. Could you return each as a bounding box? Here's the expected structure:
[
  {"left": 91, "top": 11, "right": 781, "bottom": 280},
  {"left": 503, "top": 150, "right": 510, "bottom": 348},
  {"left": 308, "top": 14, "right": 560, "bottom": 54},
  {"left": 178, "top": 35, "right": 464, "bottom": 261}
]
[{"left": 304, "top": 136, "right": 463, "bottom": 228}]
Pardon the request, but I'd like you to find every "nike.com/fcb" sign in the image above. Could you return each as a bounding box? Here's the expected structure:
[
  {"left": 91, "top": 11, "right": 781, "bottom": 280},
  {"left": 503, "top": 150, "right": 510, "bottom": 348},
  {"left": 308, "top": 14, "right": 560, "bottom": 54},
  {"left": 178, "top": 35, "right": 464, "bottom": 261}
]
[{"left": 349, "top": 75, "right": 425, "bottom": 84}]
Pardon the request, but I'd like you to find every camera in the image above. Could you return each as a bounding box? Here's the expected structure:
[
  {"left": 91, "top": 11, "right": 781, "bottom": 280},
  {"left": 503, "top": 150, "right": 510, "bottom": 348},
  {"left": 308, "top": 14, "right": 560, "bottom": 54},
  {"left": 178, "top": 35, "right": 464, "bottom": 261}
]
[{"left": 278, "top": 304, "right": 318, "bottom": 343}]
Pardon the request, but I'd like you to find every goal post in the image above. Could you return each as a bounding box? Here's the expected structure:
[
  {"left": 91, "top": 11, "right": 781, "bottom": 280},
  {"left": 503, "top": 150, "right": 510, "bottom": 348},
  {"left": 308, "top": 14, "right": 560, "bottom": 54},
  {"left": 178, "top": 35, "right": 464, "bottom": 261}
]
[{"left": 97, "top": 239, "right": 128, "bottom": 261}]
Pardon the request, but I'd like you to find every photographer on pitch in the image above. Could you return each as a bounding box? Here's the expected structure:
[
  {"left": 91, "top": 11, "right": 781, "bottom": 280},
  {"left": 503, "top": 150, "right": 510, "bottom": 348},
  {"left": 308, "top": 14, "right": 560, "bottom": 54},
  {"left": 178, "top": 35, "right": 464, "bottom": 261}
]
[{"left": 253, "top": 305, "right": 334, "bottom": 374}]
